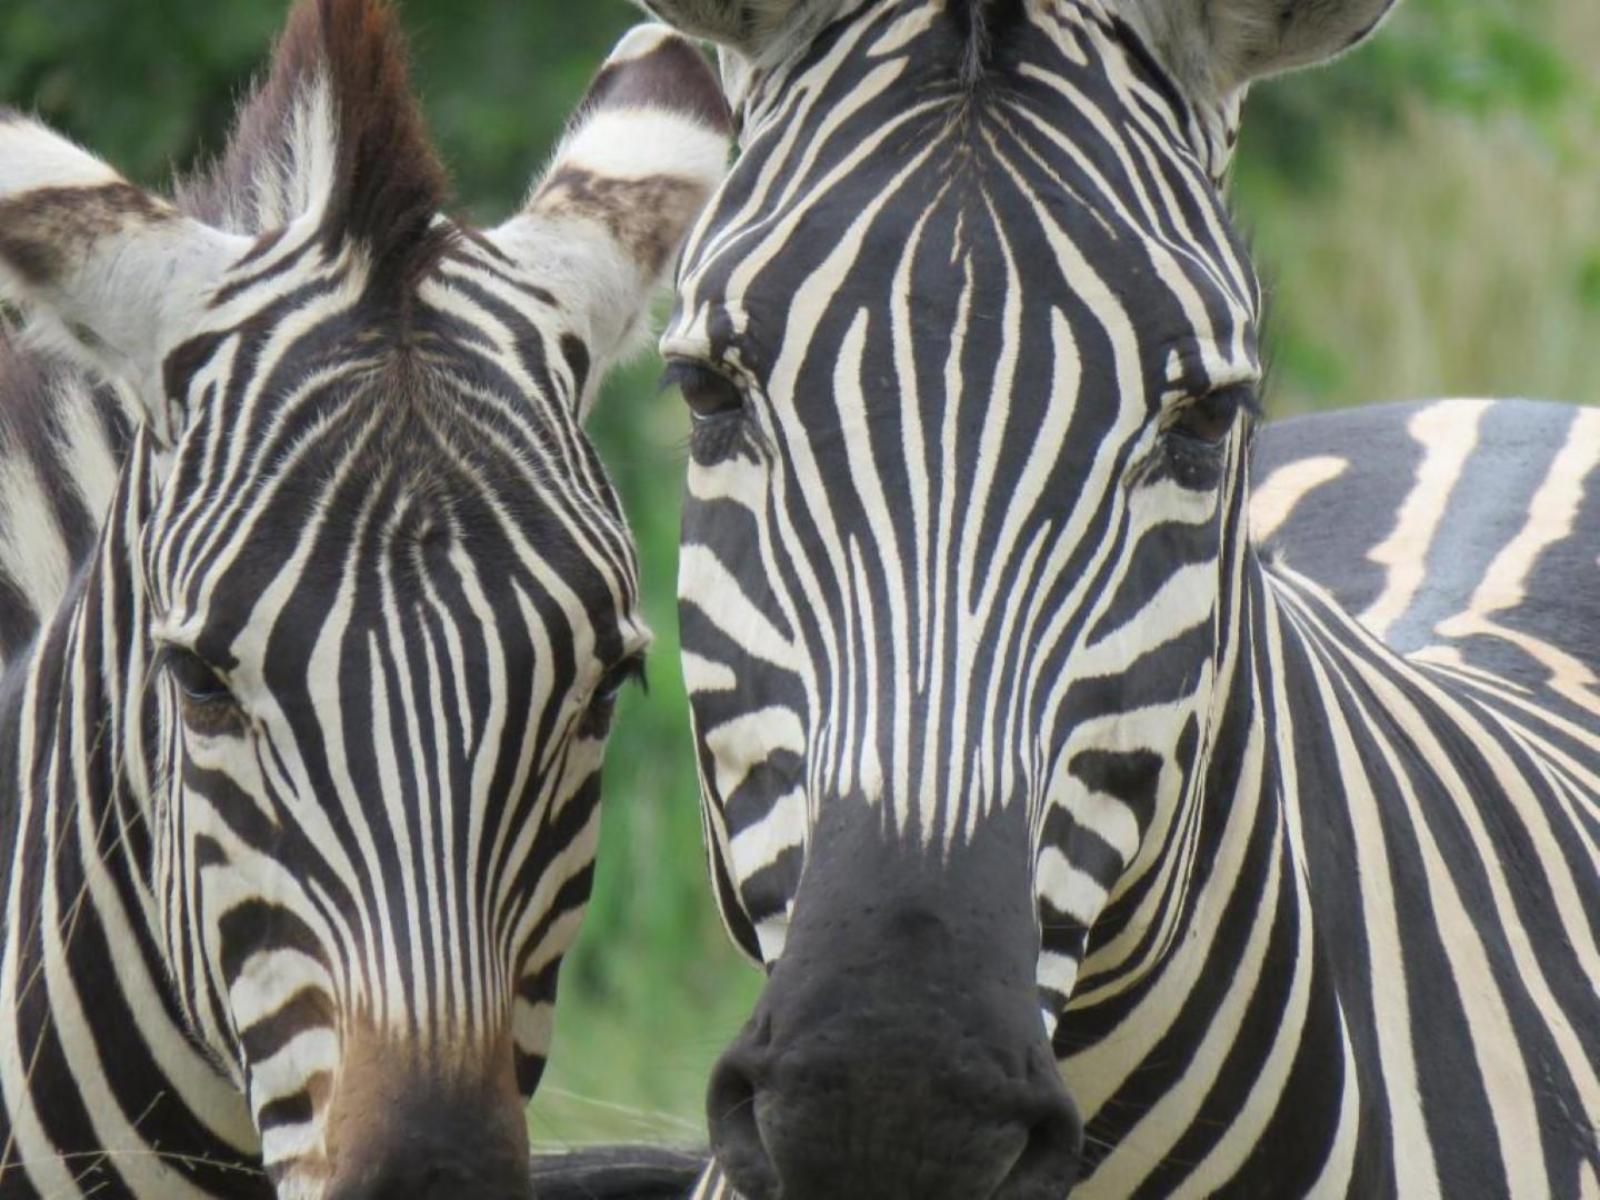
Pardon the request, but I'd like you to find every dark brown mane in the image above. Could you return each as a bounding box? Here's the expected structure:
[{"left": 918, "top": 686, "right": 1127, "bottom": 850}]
[{"left": 178, "top": 0, "right": 451, "bottom": 306}]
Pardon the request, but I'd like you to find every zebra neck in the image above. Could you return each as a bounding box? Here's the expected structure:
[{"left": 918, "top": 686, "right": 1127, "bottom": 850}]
[
  {"left": 1053, "top": 557, "right": 1398, "bottom": 1191},
  {"left": 0, "top": 432, "right": 261, "bottom": 1193},
  {"left": 1066, "top": 548, "right": 1596, "bottom": 1193}
]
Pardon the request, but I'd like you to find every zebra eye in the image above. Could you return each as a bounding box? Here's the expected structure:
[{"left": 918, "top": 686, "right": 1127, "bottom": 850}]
[
  {"left": 597, "top": 654, "right": 648, "bottom": 705},
  {"left": 1167, "top": 384, "right": 1255, "bottom": 447},
  {"left": 578, "top": 654, "right": 648, "bottom": 740},
  {"left": 163, "top": 646, "right": 233, "bottom": 706},
  {"left": 661, "top": 360, "right": 745, "bottom": 420},
  {"left": 160, "top": 646, "right": 243, "bottom": 735}
]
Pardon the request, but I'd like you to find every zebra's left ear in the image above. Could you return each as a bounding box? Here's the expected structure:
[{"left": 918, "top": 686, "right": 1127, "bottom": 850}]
[
  {"left": 630, "top": 0, "right": 810, "bottom": 56},
  {"left": 485, "top": 25, "right": 732, "bottom": 413},
  {"left": 1126, "top": 0, "right": 1400, "bottom": 98},
  {"left": 0, "top": 111, "right": 247, "bottom": 437}
]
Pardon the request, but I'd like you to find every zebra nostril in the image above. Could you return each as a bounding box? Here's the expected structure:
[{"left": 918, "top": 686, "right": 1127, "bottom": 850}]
[
  {"left": 328, "top": 1159, "right": 533, "bottom": 1200},
  {"left": 995, "top": 1102, "right": 1082, "bottom": 1199},
  {"left": 320, "top": 1073, "right": 534, "bottom": 1200},
  {"left": 706, "top": 1049, "right": 780, "bottom": 1200},
  {"left": 994, "top": 1048, "right": 1083, "bottom": 1198}
]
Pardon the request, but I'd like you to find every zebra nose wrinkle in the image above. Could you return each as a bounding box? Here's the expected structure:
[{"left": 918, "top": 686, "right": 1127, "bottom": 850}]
[
  {"left": 327, "top": 1155, "right": 535, "bottom": 1200},
  {"left": 710, "top": 1024, "right": 1075, "bottom": 1200},
  {"left": 323, "top": 1093, "right": 535, "bottom": 1200},
  {"left": 708, "top": 1002, "right": 1082, "bottom": 1200},
  {"left": 706, "top": 809, "right": 1081, "bottom": 1198},
  {"left": 997, "top": 1066, "right": 1084, "bottom": 1199},
  {"left": 708, "top": 1045, "right": 782, "bottom": 1200}
]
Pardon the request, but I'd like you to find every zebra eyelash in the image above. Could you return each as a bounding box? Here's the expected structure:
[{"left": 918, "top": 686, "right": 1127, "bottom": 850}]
[
  {"left": 1165, "top": 383, "right": 1259, "bottom": 449},
  {"left": 595, "top": 653, "right": 649, "bottom": 704},
  {"left": 576, "top": 653, "right": 649, "bottom": 742},
  {"left": 659, "top": 359, "right": 747, "bottom": 421},
  {"left": 663, "top": 359, "right": 759, "bottom": 466},
  {"left": 154, "top": 643, "right": 249, "bottom": 739},
  {"left": 156, "top": 644, "right": 234, "bottom": 706}
]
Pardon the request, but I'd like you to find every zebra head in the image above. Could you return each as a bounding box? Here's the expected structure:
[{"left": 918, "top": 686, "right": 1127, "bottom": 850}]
[
  {"left": 0, "top": 2, "right": 727, "bottom": 1196},
  {"left": 646, "top": 0, "right": 1395, "bottom": 1195}
]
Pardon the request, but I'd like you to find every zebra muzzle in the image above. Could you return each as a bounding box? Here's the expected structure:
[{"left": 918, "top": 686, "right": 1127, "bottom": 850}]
[
  {"left": 318, "top": 1029, "right": 533, "bottom": 1200},
  {"left": 706, "top": 806, "right": 1084, "bottom": 1199}
]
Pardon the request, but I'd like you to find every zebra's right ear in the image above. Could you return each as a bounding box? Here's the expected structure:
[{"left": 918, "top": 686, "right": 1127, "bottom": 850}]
[
  {"left": 1123, "top": 0, "right": 1400, "bottom": 100},
  {"left": 486, "top": 25, "right": 732, "bottom": 415},
  {"left": 0, "top": 111, "right": 246, "bottom": 439},
  {"left": 632, "top": 0, "right": 810, "bottom": 54}
]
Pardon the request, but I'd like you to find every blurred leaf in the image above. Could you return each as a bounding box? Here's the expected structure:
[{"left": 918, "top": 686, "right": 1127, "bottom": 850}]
[
  {"left": 1241, "top": 0, "right": 1594, "bottom": 187},
  {"left": 1577, "top": 252, "right": 1600, "bottom": 312}
]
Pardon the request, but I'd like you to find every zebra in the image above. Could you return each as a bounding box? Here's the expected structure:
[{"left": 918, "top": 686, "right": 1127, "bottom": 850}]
[
  {"left": 0, "top": 1, "right": 730, "bottom": 1196},
  {"left": 633, "top": 0, "right": 1600, "bottom": 1196}
]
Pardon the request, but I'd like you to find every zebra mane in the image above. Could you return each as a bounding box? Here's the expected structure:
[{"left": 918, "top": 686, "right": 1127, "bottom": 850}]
[
  {"left": 176, "top": 0, "right": 452, "bottom": 303},
  {"left": 948, "top": 0, "right": 1026, "bottom": 89},
  {"left": 0, "top": 0, "right": 453, "bottom": 607}
]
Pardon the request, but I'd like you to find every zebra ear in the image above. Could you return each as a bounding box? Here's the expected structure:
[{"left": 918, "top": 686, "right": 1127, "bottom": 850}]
[
  {"left": 486, "top": 25, "right": 732, "bottom": 408},
  {"left": 1126, "top": 0, "right": 1399, "bottom": 97},
  {"left": 631, "top": 0, "right": 810, "bottom": 54},
  {"left": 0, "top": 111, "right": 246, "bottom": 436}
]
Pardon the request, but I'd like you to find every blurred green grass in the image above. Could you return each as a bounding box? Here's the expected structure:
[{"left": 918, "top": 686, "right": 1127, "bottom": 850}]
[
  {"left": 1233, "top": 0, "right": 1599, "bottom": 415},
  {"left": 1, "top": 0, "right": 1594, "bottom": 1151},
  {"left": 528, "top": 354, "right": 764, "bottom": 1148}
]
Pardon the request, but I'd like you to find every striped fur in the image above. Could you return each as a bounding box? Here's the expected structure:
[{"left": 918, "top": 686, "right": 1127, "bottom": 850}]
[
  {"left": 0, "top": 4, "right": 729, "bottom": 1198},
  {"left": 648, "top": 0, "right": 1598, "bottom": 1196}
]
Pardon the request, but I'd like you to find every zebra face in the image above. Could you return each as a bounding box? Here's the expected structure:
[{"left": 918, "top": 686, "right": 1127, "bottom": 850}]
[
  {"left": 649, "top": 0, "right": 1395, "bottom": 1194},
  {"left": 0, "top": 3, "right": 728, "bottom": 1197},
  {"left": 138, "top": 332, "right": 650, "bottom": 1187}
]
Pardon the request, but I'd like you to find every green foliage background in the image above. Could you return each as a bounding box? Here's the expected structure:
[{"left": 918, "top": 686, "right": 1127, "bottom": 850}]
[{"left": 3, "top": 0, "right": 1594, "bottom": 1148}]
